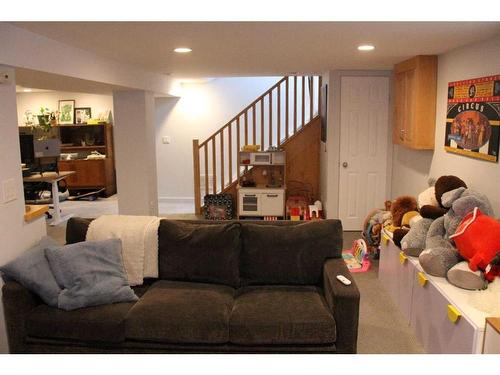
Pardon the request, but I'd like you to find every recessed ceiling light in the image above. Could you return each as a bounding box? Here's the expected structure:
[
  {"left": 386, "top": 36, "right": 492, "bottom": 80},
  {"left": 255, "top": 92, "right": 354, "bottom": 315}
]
[
  {"left": 174, "top": 47, "right": 192, "bottom": 53},
  {"left": 23, "top": 88, "right": 33, "bottom": 92},
  {"left": 358, "top": 44, "right": 375, "bottom": 51}
]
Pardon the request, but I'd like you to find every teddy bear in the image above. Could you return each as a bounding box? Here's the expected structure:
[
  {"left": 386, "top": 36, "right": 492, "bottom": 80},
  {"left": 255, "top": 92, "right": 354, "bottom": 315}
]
[
  {"left": 388, "top": 196, "right": 418, "bottom": 248},
  {"left": 419, "top": 186, "right": 495, "bottom": 290},
  {"left": 399, "top": 176, "right": 466, "bottom": 256},
  {"left": 419, "top": 175, "right": 467, "bottom": 219}
]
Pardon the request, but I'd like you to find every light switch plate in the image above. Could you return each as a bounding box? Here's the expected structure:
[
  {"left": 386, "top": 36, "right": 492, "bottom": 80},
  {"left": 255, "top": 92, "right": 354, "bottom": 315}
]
[
  {"left": 2, "top": 178, "right": 17, "bottom": 203},
  {"left": 162, "top": 136, "right": 171, "bottom": 144}
]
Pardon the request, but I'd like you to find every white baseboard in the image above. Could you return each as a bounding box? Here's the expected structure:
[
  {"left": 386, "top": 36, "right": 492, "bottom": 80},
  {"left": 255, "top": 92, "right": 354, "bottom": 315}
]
[{"left": 158, "top": 196, "right": 195, "bottom": 204}]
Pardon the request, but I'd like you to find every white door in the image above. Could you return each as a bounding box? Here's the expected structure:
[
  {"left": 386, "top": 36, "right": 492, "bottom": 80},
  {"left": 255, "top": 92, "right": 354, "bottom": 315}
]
[{"left": 338, "top": 76, "right": 390, "bottom": 230}]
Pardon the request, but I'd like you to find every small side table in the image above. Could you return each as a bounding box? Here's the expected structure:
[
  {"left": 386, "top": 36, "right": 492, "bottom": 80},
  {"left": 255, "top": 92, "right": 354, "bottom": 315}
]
[
  {"left": 483, "top": 317, "right": 500, "bottom": 354},
  {"left": 23, "top": 171, "right": 76, "bottom": 226}
]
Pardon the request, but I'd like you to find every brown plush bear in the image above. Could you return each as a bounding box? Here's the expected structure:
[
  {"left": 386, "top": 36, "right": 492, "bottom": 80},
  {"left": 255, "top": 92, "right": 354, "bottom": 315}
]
[
  {"left": 420, "top": 175, "right": 467, "bottom": 219},
  {"left": 391, "top": 196, "right": 418, "bottom": 247}
]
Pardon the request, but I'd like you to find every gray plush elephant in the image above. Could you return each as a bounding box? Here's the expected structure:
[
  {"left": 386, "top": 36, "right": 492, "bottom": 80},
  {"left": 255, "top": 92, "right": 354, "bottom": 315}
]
[{"left": 418, "top": 187, "right": 494, "bottom": 290}]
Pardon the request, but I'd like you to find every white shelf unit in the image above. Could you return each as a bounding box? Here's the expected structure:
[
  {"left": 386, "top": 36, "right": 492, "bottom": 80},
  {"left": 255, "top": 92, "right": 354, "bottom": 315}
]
[{"left": 378, "top": 231, "right": 491, "bottom": 354}]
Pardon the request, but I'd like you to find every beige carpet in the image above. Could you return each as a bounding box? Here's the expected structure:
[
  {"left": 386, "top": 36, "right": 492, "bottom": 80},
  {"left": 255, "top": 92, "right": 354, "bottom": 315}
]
[{"left": 46, "top": 224, "right": 424, "bottom": 354}]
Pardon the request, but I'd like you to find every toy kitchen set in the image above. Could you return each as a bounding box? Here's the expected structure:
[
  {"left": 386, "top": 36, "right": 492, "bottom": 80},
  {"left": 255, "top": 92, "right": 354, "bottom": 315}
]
[{"left": 237, "top": 147, "right": 286, "bottom": 219}]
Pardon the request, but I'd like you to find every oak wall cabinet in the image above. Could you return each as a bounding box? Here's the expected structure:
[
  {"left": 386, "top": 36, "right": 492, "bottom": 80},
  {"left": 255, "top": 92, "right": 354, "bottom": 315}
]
[{"left": 393, "top": 55, "right": 438, "bottom": 149}]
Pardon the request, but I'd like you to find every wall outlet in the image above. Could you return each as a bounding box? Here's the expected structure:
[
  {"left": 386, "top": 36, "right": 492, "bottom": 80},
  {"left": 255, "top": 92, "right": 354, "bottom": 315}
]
[
  {"left": 2, "top": 178, "right": 17, "bottom": 203},
  {"left": 162, "top": 136, "right": 171, "bottom": 144}
]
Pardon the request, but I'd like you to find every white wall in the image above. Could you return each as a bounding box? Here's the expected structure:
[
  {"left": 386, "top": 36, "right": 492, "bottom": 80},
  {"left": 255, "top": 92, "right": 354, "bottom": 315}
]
[
  {"left": 113, "top": 90, "right": 158, "bottom": 216},
  {"left": 0, "top": 67, "right": 47, "bottom": 353},
  {"left": 16, "top": 91, "right": 113, "bottom": 126},
  {"left": 155, "top": 77, "right": 280, "bottom": 202},
  {"left": 391, "top": 34, "right": 500, "bottom": 213}
]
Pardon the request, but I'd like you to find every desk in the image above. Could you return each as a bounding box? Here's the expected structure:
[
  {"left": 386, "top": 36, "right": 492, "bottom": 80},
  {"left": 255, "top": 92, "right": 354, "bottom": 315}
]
[{"left": 23, "top": 171, "right": 76, "bottom": 226}]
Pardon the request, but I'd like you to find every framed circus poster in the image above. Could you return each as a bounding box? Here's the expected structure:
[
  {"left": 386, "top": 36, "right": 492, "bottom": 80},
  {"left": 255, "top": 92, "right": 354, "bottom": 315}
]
[{"left": 445, "top": 74, "right": 500, "bottom": 162}]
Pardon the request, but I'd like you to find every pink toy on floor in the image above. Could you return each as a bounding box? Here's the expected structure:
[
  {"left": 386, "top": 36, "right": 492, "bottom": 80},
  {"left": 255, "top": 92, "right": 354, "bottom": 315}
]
[{"left": 342, "top": 239, "right": 371, "bottom": 273}]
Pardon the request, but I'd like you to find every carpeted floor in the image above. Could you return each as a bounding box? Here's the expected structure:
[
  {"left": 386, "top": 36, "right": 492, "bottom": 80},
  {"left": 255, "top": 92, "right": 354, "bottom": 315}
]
[
  {"left": 343, "top": 231, "right": 424, "bottom": 353},
  {"left": 47, "top": 221, "right": 425, "bottom": 354}
]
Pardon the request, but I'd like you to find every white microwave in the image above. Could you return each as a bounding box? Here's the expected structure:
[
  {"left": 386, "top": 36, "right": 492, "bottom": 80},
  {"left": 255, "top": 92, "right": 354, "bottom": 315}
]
[{"left": 250, "top": 152, "right": 272, "bottom": 165}]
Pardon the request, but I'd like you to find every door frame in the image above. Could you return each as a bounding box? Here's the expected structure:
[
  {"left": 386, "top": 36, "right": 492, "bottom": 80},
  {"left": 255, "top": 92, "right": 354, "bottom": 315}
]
[{"left": 322, "top": 70, "right": 393, "bottom": 224}]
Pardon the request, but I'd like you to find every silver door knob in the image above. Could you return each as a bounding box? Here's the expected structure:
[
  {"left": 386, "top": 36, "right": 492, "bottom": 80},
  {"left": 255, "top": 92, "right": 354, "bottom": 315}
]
[{"left": 342, "top": 162, "right": 348, "bottom": 168}]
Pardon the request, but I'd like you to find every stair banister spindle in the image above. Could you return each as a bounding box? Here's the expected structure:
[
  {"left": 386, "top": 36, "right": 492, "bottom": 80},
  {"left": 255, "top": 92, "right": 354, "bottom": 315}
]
[
  {"left": 318, "top": 76, "right": 322, "bottom": 118},
  {"left": 236, "top": 117, "right": 241, "bottom": 176},
  {"left": 285, "top": 77, "right": 289, "bottom": 140},
  {"left": 204, "top": 144, "right": 209, "bottom": 197},
  {"left": 309, "top": 76, "right": 314, "bottom": 123},
  {"left": 244, "top": 111, "right": 248, "bottom": 146},
  {"left": 260, "top": 98, "right": 264, "bottom": 149},
  {"left": 212, "top": 137, "right": 217, "bottom": 194},
  {"left": 192, "top": 139, "right": 201, "bottom": 215},
  {"left": 252, "top": 104, "right": 256, "bottom": 145},
  {"left": 269, "top": 90, "right": 273, "bottom": 148},
  {"left": 228, "top": 123, "right": 232, "bottom": 185},
  {"left": 294, "top": 76, "right": 297, "bottom": 134},
  {"left": 302, "top": 76, "right": 305, "bottom": 129},
  {"left": 220, "top": 129, "right": 225, "bottom": 190},
  {"left": 277, "top": 82, "right": 281, "bottom": 144}
]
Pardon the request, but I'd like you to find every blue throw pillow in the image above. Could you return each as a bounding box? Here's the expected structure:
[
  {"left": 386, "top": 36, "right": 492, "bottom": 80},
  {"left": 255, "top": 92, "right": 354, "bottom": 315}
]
[
  {"left": 45, "top": 239, "right": 138, "bottom": 311},
  {"left": 0, "top": 236, "right": 62, "bottom": 307}
]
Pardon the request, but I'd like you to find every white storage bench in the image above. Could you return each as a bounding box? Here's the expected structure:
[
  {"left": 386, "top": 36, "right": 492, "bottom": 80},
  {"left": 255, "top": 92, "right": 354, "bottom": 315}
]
[{"left": 378, "top": 232, "right": 491, "bottom": 353}]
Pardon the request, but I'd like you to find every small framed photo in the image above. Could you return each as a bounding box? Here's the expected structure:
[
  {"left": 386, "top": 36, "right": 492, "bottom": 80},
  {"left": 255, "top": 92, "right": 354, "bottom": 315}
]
[
  {"left": 58, "top": 100, "right": 75, "bottom": 124},
  {"left": 75, "top": 107, "right": 92, "bottom": 124}
]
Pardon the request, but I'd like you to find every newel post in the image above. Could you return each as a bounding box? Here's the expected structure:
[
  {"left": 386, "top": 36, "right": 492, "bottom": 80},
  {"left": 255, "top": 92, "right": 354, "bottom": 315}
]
[{"left": 192, "top": 139, "right": 201, "bottom": 215}]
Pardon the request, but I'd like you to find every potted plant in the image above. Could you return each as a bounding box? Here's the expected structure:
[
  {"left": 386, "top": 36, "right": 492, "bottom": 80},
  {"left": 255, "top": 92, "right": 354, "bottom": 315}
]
[{"left": 33, "top": 107, "right": 58, "bottom": 139}]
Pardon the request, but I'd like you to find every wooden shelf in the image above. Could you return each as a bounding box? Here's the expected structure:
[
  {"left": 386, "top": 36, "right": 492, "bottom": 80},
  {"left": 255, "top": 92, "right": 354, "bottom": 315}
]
[
  {"left": 24, "top": 205, "right": 49, "bottom": 222},
  {"left": 61, "top": 145, "right": 106, "bottom": 151}
]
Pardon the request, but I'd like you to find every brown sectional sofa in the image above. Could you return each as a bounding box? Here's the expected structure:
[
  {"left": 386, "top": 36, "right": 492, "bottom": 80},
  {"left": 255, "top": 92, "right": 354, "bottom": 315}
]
[{"left": 2, "top": 218, "right": 360, "bottom": 353}]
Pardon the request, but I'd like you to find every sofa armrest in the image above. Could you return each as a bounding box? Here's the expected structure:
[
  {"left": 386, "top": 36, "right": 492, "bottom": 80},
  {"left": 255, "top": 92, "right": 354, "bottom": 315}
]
[
  {"left": 323, "top": 258, "right": 360, "bottom": 353},
  {"left": 1, "top": 281, "right": 40, "bottom": 353}
]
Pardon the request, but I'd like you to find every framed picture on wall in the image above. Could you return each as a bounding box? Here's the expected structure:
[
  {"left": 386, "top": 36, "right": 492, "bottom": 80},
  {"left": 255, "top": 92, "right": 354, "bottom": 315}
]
[
  {"left": 445, "top": 74, "right": 500, "bottom": 162},
  {"left": 75, "top": 107, "right": 92, "bottom": 124},
  {"left": 320, "top": 84, "right": 328, "bottom": 142},
  {"left": 58, "top": 100, "right": 75, "bottom": 125}
]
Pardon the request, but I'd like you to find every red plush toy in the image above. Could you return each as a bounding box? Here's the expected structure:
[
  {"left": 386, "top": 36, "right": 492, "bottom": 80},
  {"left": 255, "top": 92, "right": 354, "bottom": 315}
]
[{"left": 450, "top": 207, "right": 500, "bottom": 281}]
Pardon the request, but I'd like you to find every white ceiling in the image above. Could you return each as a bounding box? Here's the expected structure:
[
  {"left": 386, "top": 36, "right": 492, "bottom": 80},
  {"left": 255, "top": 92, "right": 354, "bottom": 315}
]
[{"left": 11, "top": 22, "right": 500, "bottom": 78}]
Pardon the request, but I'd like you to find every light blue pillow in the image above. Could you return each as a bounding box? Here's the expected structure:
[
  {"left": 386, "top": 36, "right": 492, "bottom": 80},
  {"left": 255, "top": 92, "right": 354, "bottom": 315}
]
[
  {"left": 0, "top": 236, "right": 61, "bottom": 307},
  {"left": 45, "top": 239, "right": 138, "bottom": 311}
]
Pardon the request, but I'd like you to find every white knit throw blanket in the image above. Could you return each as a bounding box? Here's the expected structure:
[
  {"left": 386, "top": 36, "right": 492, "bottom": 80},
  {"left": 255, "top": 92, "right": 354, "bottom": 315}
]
[{"left": 86, "top": 215, "right": 161, "bottom": 286}]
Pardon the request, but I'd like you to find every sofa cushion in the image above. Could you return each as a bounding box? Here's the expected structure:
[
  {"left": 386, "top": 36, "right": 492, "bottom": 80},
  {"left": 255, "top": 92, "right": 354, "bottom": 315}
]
[
  {"left": 158, "top": 220, "right": 241, "bottom": 287},
  {"left": 125, "top": 280, "right": 235, "bottom": 344},
  {"left": 230, "top": 286, "right": 336, "bottom": 345},
  {"left": 26, "top": 301, "right": 136, "bottom": 343},
  {"left": 45, "top": 239, "right": 138, "bottom": 311},
  {"left": 240, "top": 220, "right": 343, "bottom": 285}
]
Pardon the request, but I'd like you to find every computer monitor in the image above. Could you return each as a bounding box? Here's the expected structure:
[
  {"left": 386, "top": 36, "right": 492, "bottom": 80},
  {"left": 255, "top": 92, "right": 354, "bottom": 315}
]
[
  {"left": 19, "top": 134, "right": 35, "bottom": 165},
  {"left": 34, "top": 139, "right": 61, "bottom": 158}
]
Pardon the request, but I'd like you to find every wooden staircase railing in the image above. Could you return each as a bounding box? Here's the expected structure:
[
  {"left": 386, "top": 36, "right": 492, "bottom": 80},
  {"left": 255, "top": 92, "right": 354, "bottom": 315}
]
[{"left": 193, "top": 75, "right": 322, "bottom": 215}]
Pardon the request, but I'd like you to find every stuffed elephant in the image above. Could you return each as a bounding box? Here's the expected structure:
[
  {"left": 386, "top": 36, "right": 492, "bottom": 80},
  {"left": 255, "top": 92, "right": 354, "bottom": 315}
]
[
  {"left": 418, "top": 187, "right": 495, "bottom": 290},
  {"left": 400, "top": 217, "right": 434, "bottom": 257}
]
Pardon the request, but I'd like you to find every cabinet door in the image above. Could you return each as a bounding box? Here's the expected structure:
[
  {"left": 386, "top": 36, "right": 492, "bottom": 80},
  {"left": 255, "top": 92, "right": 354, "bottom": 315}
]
[
  {"left": 411, "top": 275, "right": 476, "bottom": 353},
  {"left": 58, "top": 161, "right": 78, "bottom": 185},
  {"left": 238, "top": 192, "right": 261, "bottom": 216},
  {"left": 393, "top": 72, "right": 406, "bottom": 144},
  {"left": 260, "top": 191, "right": 284, "bottom": 216},
  {"left": 403, "top": 69, "right": 416, "bottom": 144}
]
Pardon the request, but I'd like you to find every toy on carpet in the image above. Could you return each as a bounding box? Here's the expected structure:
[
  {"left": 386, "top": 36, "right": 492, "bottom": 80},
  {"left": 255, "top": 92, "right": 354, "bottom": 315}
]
[
  {"left": 342, "top": 239, "right": 371, "bottom": 273},
  {"left": 419, "top": 186, "right": 495, "bottom": 290},
  {"left": 362, "top": 200, "right": 392, "bottom": 255}
]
